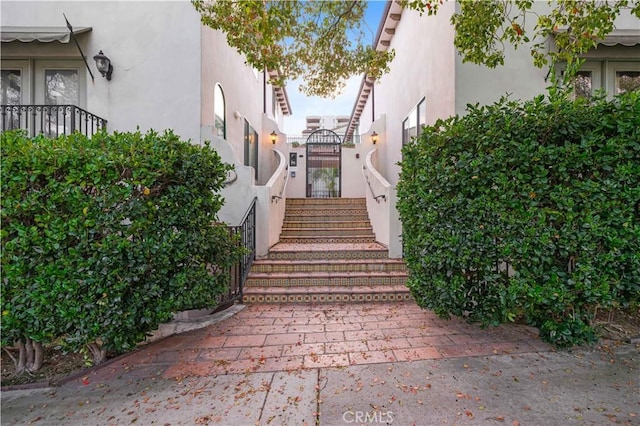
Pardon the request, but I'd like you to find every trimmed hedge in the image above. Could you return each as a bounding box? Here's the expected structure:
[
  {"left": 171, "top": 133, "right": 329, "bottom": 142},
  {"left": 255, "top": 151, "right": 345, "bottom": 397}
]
[
  {"left": 397, "top": 92, "right": 640, "bottom": 347},
  {"left": 1, "top": 130, "right": 242, "bottom": 361}
]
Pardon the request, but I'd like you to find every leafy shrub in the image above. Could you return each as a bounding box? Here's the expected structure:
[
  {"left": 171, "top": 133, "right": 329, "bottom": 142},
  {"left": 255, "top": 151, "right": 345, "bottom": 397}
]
[
  {"left": 1, "top": 130, "right": 242, "bottom": 365},
  {"left": 397, "top": 92, "right": 640, "bottom": 347}
]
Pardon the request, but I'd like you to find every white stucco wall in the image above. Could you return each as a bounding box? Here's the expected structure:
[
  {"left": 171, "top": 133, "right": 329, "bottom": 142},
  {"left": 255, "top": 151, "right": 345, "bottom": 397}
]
[
  {"left": 341, "top": 144, "right": 368, "bottom": 199},
  {"left": 359, "top": 4, "right": 457, "bottom": 186},
  {"left": 1, "top": 1, "right": 202, "bottom": 142},
  {"left": 201, "top": 26, "right": 266, "bottom": 165},
  {"left": 453, "top": 2, "right": 550, "bottom": 115},
  {"left": 3, "top": 0, "right": 293, "bottom": 257},
  {"left": 285, "top": 145, "right": 307, "bottom": 198}
]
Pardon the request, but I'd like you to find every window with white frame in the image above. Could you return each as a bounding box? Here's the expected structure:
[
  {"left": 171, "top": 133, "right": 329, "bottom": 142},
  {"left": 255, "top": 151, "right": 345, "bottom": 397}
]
[
  {"left": 565, "top": 61, "right": 640, "bottom": 98},
  {"left": 1, "top": 60, "right": 85, "bottom": 106},
  {"left": 607, "top": 62, "right": 640, "bottom": 95},
  {"left": 605, "top": 62, "right": 640, "bottom": 96},
  {"left": 214, "top": 83, "right": 226, "bottom": 139},
  {"left": 402, "top": 98, "right": 426, "bottom": 145},
  {"left": 1, "top": 69, "right": 22, "bottom": 105}
]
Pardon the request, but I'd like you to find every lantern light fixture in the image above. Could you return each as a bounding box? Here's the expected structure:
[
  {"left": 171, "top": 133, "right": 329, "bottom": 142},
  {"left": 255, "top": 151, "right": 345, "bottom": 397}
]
[
  {"left": 370, "top": 131, "right": 378, "bottom": 144},
  {"left": 93, "top": 50, "right": 113, "bottom": 81},
  {"left": 270, "top": 131, "right": 278, "bottom": 144}
]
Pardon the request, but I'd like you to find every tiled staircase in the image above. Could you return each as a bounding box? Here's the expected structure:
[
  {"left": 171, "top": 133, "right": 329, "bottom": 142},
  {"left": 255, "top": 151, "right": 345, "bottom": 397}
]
[{"left": 242, "top": 198, "right": 411, "bottom": 304}]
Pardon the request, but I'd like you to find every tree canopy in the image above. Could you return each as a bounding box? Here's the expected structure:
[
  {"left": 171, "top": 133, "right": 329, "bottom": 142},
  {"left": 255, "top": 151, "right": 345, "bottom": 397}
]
[
  {"left": 193, "top": 0, "right": 640, "bottom": 97},
  {"left": 193, "top": 0, "right": 393, "bottom": 97}
]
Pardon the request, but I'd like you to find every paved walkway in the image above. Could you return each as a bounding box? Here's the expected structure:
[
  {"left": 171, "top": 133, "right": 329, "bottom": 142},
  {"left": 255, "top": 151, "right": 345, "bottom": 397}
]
[
  {"left": 2, "top": 302, "right": 639, "bottom": 426},
  {"left": 89, "top": 302, "right": 552, "bottom": 382}
]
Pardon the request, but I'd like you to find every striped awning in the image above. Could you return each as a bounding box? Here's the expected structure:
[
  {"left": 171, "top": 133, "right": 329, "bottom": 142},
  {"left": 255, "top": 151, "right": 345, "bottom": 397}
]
[{"left": 1, "top": 26, "right": 91, "bottom": 43}]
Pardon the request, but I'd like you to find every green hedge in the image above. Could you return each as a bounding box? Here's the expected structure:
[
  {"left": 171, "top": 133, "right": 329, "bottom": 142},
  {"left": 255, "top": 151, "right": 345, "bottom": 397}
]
[
  {"left": 1, "top": 130, "right": 242, "bottom": 359},
  {"left": 397, "top": 92, "right": 640, "bottom": 347}
]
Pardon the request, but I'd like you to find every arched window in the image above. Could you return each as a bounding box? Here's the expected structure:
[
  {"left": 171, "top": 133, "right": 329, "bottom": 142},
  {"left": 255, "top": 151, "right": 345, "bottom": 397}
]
[{"left": 214, "top": 83, "right": 226, "bottom": 138}]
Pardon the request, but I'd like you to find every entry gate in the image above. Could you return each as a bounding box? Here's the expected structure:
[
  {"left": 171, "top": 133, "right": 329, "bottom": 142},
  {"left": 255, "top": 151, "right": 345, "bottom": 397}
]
[{"left": 305, "top": 129, "right": 342, "bottom": 198}]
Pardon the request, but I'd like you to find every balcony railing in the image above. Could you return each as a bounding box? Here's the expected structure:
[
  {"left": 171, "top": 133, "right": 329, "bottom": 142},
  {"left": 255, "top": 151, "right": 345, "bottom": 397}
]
[{"left": 1, "top": 104, "right": 107, "bottom": 138}]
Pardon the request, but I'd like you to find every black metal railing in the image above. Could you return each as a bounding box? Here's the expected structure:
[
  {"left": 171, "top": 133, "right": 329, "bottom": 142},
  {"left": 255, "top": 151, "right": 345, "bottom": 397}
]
[
  {"left": 224, "top": 197, "right": 257, "bottom": 307},
  {"left": 1, "top": 104, "right": 107, "bottom": 138},
  {"left": 287, "top": 134, "right": 362, "bottom": 145}
]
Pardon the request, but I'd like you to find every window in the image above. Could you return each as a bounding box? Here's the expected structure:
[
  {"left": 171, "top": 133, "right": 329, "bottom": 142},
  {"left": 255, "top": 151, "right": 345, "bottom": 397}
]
[
  {"left": 244, "top": 118, "right": 258, "bottom": 174},
  {"left": 214, "top": 83, "right": 226, "bottom": 139},
  {"left": 44, "top": 69, "right": 79, "bottom": 105},
  {"left": 574, "top": 71, "right": 593, "bottom": 99},
  {"left": 402, "top": 98, "right": 426, "bottom": 145},
  {"left": 1, "top": 70, "right": 21, "bottom": 105},
  {"left": 34, "top": 61, "right": 85, "bottom": 106},
  {"left": 615, "top": 71, "right": 640, "bottom": 94},
  {"left": 605, "top": 62, "right": 640, "bottom": 97}
]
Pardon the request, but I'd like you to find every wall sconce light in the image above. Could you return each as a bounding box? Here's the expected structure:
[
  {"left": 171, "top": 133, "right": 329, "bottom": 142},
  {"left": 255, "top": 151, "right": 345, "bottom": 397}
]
[
  {"left": 93, "top": 50, "right": 113, "bottom": 81},
  {"left": 270, "top": 131, "right": 278, "bottom": 145},
  {"left": 370, "top": 131, "right": 378, "bottom": 144}
]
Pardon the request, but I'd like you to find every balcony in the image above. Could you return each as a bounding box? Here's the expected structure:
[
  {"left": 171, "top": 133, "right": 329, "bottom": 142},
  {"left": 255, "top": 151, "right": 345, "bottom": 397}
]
[{"left": 1, "top": 104, "right": 107, "bottom": 138}]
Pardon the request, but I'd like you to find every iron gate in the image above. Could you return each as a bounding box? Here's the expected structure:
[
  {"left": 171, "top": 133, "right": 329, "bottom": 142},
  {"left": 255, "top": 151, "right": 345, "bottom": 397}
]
[{"left": 306, "top": 129, "right": 342, "bottom": 198}]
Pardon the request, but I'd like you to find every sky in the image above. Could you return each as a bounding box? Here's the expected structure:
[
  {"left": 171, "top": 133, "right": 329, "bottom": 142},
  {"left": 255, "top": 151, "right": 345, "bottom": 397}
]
[{"left": 283, "top": 1, "right": 387, "bottom": 136}]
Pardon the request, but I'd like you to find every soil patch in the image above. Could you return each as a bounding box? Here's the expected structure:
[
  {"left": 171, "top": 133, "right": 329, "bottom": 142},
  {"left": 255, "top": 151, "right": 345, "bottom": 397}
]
[{"left": 1, "top": 346, "right": 87, "bottom": 388}]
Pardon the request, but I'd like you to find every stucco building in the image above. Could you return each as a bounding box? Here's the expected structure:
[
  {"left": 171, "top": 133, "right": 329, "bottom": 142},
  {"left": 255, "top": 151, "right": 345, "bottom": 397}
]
[{"left": 1, "top": 0, "right": 294, "bottom": 257}]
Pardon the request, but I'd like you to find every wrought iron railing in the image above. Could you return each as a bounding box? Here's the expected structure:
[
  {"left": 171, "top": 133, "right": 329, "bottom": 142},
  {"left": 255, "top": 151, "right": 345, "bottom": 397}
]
[
  {"left": 1, "top": 104, "right": 107, "bottom": 138},
  {"left": 224, "top": 197, "right": 257, "bottom": 307},
  {"left": 286, "top": 134, "right": 362, "bottom": 145}
]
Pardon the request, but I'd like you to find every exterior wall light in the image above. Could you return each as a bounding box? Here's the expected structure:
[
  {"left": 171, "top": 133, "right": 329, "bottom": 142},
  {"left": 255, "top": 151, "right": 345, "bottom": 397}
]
[
  {"left": 370, "top": 131, "right": 378, "bottom": 144},
  {"left": 270, "top": 131, "right": 278, "bottom": 144},
  {"left": 93, "top": 50, "right": 113, "bottom": 81}
]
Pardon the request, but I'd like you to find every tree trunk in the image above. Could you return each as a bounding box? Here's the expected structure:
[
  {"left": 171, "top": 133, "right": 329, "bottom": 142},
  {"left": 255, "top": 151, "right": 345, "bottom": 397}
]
[
  {"left": 15, "top": 340, "right": 26, "bottom": 373},
  {"left": 11, "top": 338, "right": 46, "bottom": 373},
  {"left": 25, "top": 337, "right": 34, "bottom": 370},
  {"left": 31, "top": 341, "right": 44, "bottom": 371}
]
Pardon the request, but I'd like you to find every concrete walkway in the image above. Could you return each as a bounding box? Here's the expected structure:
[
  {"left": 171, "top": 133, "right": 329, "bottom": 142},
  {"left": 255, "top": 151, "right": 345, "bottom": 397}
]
[{"left": 1, "top": 302, "right": 638, "bottom": 425}]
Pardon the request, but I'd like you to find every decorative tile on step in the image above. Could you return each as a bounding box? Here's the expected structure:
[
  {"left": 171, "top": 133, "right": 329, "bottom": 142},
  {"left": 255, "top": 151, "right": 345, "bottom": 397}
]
[
  {"left": 245, "top": 271, "right": 408, "bottom": 287},
  {"left": 250, "top": 259, "right": 407, "bottom": 274},
  {"left": 242, "top": 285, "right": 413, "bottom": 304},
  {"left": 281, "top": 227, "right": 374, "bottom": 237},
  {"left": 278, "top": 236, "right": 377, "bottom": 244}
]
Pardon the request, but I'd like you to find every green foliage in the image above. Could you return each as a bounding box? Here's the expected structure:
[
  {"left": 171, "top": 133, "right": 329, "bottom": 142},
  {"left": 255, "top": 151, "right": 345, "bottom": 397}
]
[
  {"left": 1, "top": 130, "right": 242, "bottom": 356},
  {"left": 193, "top": 0, "right": 638, "bottom": 96},
  {"left": 403, "top": 0, "right": 640, "bottom": 82},
  {"left": 193, "top": 0, "right": 393, "bottom": 98},
  {"left": 397, "top": 92, "right": 640, "bottom": 347}
]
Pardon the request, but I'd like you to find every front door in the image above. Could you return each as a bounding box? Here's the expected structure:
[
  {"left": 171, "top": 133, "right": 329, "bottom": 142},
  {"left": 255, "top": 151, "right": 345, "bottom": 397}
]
[{"left": 305, "top": 129, "right": 342, "bottom": 198}]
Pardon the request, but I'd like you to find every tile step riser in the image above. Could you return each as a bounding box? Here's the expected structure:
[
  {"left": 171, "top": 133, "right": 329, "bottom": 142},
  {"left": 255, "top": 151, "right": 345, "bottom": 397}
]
[
  {"left": 242, "top": 290, "right": 412, "bottom": 304},
  {"left": 285, "top": 209, "right": 368, "bottom": 216},
  {"left": 251, "top": 265, "right": 407, "bottom": 273},
  {"left": 285, "top": 203, "right": 367, "bottom": 209},
  {"left": 283, "top": 215, "right": 370, "bottom": 221},
  {"left": 245, "top": 278, "right": 408, "bottom": 287},
  {"left": 266, "top": 252, "right": 389, "bottom": 261},
  {"left": 278, "top": 237, "right": 377, "bottom": 244},
  {"left": 286, "top": 198, "right": 366, "bottom": 205},
  {"left": 282, "top": 221, "right": 372, "bottom": 229},
  {"left": 281, "top": 229, "right": 373, "bottom": 237}
]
